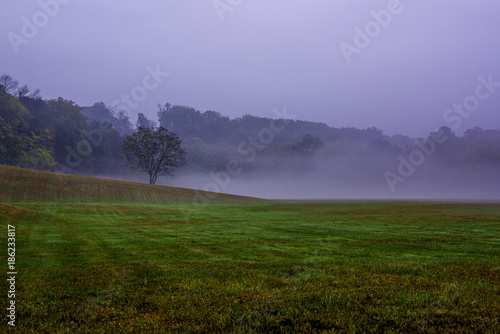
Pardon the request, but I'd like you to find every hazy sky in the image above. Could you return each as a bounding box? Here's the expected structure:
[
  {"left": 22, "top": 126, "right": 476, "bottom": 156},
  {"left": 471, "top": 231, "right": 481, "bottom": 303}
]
[{"left": 1, "top": 0, "right": 499, "bottom": 137}]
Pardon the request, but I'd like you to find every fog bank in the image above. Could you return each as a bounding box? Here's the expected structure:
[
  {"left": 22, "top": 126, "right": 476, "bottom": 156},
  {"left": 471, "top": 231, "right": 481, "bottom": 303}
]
[{"left": 159, "top": 170, "right": 500, "bottom": 201}]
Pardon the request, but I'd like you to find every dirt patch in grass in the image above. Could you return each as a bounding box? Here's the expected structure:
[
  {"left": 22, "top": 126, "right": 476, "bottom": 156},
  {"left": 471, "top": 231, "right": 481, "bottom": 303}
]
[{"left": 0, "top": 203, "right": 39, "bottom": 219}]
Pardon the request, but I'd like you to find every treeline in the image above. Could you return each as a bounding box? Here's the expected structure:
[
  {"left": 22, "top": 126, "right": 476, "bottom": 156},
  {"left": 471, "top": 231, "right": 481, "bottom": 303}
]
[
  {"left": 1, "top": 74, "right": 499, "bottom": 195},
  {"left": 0, "top": 75, "right": 127, "bottom": 175},
  {"left": 0, "top": 74, "right": 392, "bottom": 176}
]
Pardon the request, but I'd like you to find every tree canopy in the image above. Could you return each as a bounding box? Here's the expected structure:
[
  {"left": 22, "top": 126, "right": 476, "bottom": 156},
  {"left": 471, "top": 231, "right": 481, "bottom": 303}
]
[
  {"left": 122, "top": 127, "right": 186, "bottom": 184},
  {"left": 1, "top": 73, "right": 499, "bottom": 194}
]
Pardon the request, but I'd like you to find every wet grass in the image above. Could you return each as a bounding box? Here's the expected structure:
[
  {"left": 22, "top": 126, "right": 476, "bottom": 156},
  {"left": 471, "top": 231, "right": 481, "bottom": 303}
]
[
  {"left": 1, "top": 201, "right": 499, "bottom": 333},
  {"left": 0, "top": 165, "right": 261, "bottom": 204}
]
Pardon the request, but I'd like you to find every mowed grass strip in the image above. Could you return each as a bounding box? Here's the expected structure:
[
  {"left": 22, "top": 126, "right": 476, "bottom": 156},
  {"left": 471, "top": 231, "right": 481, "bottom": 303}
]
[
  {"left": 0, "top": 165, "right": 262, "bottom": 204},
  {"left": 1, "top": 201, "right": 499, "bottom": 333}
]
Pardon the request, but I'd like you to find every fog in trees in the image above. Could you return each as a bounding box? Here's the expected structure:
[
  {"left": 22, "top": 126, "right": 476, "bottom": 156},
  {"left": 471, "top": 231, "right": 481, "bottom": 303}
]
[{"left": 1, "top": 75, "right": 499, "bottom": 200}]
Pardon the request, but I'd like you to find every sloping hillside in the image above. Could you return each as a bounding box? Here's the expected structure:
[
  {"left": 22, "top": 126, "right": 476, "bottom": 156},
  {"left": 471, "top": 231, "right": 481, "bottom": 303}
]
[{"left": 0, "top": 165, "right": 262, "bottom": 204}]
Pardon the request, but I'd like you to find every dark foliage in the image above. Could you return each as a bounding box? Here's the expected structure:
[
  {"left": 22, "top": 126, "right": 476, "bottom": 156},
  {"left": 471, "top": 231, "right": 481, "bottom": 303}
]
[
  {"left": 122, "top": 127, "right": 186, "bottom": 184},
  {"left": 1, "top": 74, "right": 499, "bottom": 192}
]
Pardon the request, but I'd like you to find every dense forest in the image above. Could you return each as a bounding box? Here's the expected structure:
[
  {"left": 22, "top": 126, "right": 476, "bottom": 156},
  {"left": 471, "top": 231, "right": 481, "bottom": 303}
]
[{"left": 1, "top": 74, "right": 499, "bottom": 196}]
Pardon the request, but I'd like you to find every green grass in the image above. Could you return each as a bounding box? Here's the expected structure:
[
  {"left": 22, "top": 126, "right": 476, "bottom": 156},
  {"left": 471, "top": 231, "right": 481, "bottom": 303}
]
[
  {"left": 0, "top": 165, "right": 262, "bottom": 204},
  {"left": 0, "top": 166, "right": 499, "bottom": 333}
]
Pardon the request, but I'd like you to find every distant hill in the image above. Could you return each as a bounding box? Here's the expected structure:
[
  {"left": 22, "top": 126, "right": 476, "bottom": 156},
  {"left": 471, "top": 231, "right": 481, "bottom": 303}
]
[
  {"left": 0, "top": 165, "right": 262, "bottom": 204},
  {"left": 2, "top": 75, "right": 499, "bottom": 196}
]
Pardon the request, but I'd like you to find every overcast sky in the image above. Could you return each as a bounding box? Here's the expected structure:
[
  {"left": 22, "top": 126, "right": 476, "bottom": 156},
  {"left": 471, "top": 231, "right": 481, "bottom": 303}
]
[{"left": 1, "top": 0, "right": 499, "bottom": 137}]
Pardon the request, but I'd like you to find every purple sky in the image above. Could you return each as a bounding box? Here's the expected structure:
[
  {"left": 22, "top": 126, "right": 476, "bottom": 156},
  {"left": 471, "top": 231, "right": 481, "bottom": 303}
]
[{"left": 1, "top": 0, "right": 499, "bottom": 137}]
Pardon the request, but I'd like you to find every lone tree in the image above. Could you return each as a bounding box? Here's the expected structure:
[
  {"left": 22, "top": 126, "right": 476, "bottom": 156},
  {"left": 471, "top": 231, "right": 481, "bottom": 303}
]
[{"left": 122, "top": 127, "right": 186, "bottom": 184}]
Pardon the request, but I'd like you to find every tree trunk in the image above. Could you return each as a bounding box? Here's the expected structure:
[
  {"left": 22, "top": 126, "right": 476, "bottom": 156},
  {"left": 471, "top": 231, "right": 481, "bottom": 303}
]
[{"left": 149, "top": 173, "right": 156, "bottom": 185}]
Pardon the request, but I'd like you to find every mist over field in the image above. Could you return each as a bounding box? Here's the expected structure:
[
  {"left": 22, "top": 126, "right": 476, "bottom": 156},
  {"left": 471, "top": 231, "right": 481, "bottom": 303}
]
[
  {"left": 162, "top": 157, "right": 500, "bottom": 201},
  {"left": 2, "top": 1, "right": 500, "bottom": 201},
  {"left": 162, "top": 172, "right": 500, "bottom": 201},
  {"left": 2, "top": 3, "right": 500, "bottom": 332},
  {"left": 2, "top": 77, "right": 499, "bottom": 201}
]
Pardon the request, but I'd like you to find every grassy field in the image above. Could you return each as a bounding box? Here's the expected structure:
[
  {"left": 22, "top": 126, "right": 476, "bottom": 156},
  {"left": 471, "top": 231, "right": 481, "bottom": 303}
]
[
  {"left": 1, "top": 166, "right": 499, "bottom": 333},
  {"left": 0, "top": 165, "right": 261, "bottom": 204}
]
